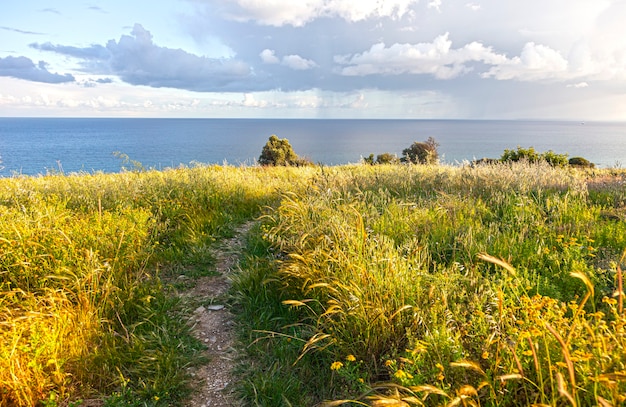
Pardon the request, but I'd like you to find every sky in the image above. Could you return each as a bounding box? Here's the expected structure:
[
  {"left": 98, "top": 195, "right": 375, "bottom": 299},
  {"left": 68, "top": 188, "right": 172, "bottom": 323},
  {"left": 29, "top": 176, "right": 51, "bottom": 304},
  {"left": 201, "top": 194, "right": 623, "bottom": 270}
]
[{"left": 1, "top": 0, "right": 625, "bottom": 119}]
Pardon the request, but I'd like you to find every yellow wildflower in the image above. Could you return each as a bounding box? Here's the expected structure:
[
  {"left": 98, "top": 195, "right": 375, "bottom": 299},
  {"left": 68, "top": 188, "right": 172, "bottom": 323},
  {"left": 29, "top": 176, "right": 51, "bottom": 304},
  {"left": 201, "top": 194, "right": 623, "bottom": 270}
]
[
  {"left": 394, "top": 370, "right": 413, "bottom": 380},
  {"left": 330, "top": 361, "right": 343, "bottom": 371},
  {"left": 346, "top": 354, "right": 356, "bottom": 362}
]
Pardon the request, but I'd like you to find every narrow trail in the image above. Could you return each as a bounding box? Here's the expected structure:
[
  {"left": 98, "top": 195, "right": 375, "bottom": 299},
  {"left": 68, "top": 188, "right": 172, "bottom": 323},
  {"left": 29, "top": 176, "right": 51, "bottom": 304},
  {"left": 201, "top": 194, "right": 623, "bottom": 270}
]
[{"left": 182, "top": 222, "right": 254, "bottom": 407}]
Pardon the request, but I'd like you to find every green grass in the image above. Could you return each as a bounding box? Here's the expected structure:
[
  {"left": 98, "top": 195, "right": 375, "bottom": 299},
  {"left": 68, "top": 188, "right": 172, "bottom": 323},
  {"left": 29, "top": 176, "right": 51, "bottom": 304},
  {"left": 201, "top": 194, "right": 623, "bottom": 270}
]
[
  {"left": 234, "top": 162, "right": 626, "bottom": 406},
  {"left": 1, "top": 162, "right": 625, "bottom": 406},
  {"left": 0, "top": 164, "right": 313, "bottom": 406}
]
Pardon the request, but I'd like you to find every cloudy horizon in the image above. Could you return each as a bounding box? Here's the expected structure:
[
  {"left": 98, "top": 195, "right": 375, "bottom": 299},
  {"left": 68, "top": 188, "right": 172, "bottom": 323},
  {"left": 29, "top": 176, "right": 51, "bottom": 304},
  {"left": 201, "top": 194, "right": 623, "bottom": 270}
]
[{"left": 1, "top": 0, "right": 625, "bottom": 120}]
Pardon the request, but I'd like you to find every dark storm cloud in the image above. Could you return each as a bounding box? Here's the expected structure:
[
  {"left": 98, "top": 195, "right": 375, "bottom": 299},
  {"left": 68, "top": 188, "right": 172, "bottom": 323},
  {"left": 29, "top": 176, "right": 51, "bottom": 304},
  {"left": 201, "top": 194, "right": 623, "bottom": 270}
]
[{"left": 0, "top": 55, "right": 75, "bottom": 83}]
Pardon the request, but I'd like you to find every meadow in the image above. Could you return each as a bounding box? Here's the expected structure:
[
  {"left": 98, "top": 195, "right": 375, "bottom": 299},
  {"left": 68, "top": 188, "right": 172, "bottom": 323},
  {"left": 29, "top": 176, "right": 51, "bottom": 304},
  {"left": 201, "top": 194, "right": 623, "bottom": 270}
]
[{"left": 0, "top": 161, "right": 625, "bottom": 406}]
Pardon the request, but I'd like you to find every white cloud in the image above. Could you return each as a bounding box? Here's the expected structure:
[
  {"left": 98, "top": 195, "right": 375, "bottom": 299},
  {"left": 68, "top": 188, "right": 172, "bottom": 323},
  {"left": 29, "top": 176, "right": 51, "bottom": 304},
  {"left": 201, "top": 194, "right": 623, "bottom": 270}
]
[
  {"left": 216, "top": 0, "right": 419, "bottom": 26},
  {"left": 335, "top": 33, "right": 507, "bottom": 79},
  {"left": 465, "top": 3, "right": 481, "bottom": 11},
  {"left": 260, "top": 49, "right": 280, "bottom": 64},
  {"left": 242, "top": 93, "right": 268, "bottom": 107},
  {"left": 428, "top": 0, "right": 442, "bottom": 12},
  {"left": 567, "top": 82, "right": 589, "bottom": 88},
  {"left": 281, "top": 54, "right": 317, "bottom": 70},
  {"left": 483, "top": 42, "right": 569, "bottom": 81},
  {"left": 261, "top": 49, "right": 317, "bottom": 70}
]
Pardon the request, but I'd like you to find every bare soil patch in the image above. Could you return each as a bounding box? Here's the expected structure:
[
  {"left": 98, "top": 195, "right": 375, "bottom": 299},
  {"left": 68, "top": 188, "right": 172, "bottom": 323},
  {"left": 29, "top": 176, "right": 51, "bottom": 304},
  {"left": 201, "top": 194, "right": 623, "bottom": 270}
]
[{"left": 181, "top": 222, "right": 253, "bottom": 407}]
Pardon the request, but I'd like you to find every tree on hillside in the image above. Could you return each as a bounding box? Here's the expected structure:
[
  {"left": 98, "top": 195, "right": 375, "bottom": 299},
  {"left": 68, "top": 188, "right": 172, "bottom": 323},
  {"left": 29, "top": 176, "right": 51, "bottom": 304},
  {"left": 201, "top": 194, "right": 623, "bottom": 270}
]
[
  {"left": 401, "top": 137, "right": 440, "bottom": 164},
  {"left": 259, "top": 135, "right": 311, "bottom": 166}
]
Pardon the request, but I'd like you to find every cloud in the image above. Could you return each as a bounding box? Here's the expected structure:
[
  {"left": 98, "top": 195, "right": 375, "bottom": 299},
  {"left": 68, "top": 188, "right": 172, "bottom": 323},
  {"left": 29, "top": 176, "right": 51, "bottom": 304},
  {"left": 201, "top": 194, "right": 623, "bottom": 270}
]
[
  {"left": 428, "top": 0, "right": 442, "bottom": 12},
  {"left": 0, "top": 26, "right": 44, "bottom": 35},
  {"left": 567, "top": 82, "right": 589, "bottom": 88},
  {"left": 81, "top": 77, "right": 115, "bottom": 88},
  {"left": 482, "top": 42, "right": 569, "bottom": 81},
  {"left": 87, "top": 6, "right": 107, "bottom": 13},
  {"left": 282, "top": 54, "right": 317, "bottom": 70},
  {"left": 261, "top": 49, "right": 317, "bottom": 70},
  {"left": 33, "top": 24, "right": 257, "bottom": 92},
  {"left": 0, "top": 56, "right": 75, "bottom": 83},
  {"left": 260, "top": 49, "right": 280, "bottom": 64},
  {"left": 210, "top": 0, "right": 419, "bottom": 26},
  {"left": 335, "top": 33, "right": 507, "bottom": 79},
  {"left": 30, "top": 42, "right": 110, "bottom": 60}
]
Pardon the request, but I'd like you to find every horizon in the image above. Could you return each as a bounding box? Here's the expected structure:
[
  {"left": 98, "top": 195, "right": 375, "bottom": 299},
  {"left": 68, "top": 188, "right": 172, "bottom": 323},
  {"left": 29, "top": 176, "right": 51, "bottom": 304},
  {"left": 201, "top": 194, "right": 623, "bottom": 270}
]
[{"left": 1, "top": 117, "right": 625, "bottom": 124}]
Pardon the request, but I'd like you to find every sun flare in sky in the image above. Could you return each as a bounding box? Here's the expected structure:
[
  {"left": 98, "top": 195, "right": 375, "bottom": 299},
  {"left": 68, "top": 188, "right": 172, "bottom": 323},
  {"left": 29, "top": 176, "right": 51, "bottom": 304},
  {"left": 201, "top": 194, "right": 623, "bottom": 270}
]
[{"left": 1, "top": 0, "right": 625, "bottom": 119}]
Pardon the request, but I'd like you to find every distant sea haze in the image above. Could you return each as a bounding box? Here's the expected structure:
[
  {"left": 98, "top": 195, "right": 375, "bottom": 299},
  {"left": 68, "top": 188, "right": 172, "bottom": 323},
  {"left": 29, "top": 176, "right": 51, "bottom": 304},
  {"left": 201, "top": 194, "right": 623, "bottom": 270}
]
[{"left": 1, "top": 118, "right": 625, "bottom": 176}]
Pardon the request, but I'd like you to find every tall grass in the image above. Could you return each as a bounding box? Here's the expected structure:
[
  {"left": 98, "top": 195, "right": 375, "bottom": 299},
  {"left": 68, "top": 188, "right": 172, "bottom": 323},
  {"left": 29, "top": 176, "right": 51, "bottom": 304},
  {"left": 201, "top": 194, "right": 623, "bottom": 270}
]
[
  {"left": 236, "top": 162, "right": 626, "bottom": 406},
  {"left": 2, "top": 161, "right": 625, "bottom": 406},
  {"left": 0, "top": 164, "right": 315, "bottom": 406}
]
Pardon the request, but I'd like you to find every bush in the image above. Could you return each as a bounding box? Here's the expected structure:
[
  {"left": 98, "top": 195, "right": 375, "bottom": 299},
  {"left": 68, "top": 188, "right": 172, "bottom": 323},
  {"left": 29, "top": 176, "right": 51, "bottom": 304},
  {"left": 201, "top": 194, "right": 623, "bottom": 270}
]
[
  {"left": 259, "top": 135, "right": 311, "bottom": 166},
  {"left": 501, "top": 146, "right": 541, "bottom": 163},
  {"left": 401, "top": 137, "right": 439, "bottom": 164},
  {"left": 471, "top": 158, "right": 499, "bottom": 167},
  {"left": 542, "top": 150, "right": 569, "bottom": 167},
  {"left": 377, "top": 153, "right": 399, "bottom": 165},
  {"left": 569, "top": 156, "right": 595, "bottom": 168},
  {"left": 364, "top": 153, "right": 399, "bottom": 165},
  {"left": 500, "top": 146, "right": 568, "bottom": 167}
]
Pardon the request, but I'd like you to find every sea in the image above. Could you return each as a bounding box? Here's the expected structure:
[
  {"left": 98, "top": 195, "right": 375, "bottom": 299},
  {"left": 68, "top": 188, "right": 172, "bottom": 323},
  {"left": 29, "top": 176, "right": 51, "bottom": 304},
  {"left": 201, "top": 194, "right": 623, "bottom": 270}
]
[{"left": 1, "top": 118, "right": 625, "bottom": 176}]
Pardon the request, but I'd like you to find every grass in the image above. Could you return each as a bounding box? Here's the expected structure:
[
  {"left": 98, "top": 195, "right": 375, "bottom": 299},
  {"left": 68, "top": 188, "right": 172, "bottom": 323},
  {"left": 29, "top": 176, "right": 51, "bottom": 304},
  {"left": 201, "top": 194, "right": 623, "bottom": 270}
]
[
  {"left": 0, "top": 164, "right": 313, "bottom": 406},
  {"left": 1, "top": 161, "right": 625, "bottom": 406},
  {"left": 234, "top": 162, "right": 626, "bottom": 406}
]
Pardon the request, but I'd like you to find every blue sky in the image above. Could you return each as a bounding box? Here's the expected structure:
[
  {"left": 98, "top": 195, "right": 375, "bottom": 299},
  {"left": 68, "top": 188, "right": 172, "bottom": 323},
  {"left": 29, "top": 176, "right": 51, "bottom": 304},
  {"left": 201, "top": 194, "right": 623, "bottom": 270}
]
[{"left": 1, "top": 0, "right": 625, "bottom": 119}]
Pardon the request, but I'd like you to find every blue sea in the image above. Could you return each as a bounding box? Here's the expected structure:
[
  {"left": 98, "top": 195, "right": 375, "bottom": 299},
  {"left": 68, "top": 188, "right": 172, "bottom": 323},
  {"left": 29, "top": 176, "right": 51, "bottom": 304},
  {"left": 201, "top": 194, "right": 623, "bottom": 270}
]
[{"left": 1, "top": 118, "right": 625, "bottom": 176}]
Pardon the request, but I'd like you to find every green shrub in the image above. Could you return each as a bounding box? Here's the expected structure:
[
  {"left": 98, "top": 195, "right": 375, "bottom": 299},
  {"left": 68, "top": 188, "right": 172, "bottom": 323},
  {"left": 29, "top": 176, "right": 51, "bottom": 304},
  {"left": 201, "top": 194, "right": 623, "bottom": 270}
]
[
  {"left": 376, "top": 153, "right": 399, "bottom": 165},
  {"left": 541, "top": 149, "right": 569, "bottom": 167},
  {"left": 364, "top": 153, "right": 400, "bottom": 165},
  {"left": 401, "top": 137, "right": 439, "bottom": 164},
  {"left": 569, "top": 156, "right": 595, "bottom": 168},
  {"left": 259, "top": 135, "right": 311, "bottom": 166},
  {"left": 501, "top": 146, "right": 568, "bottom": 167},
  {"left": 501, "top": 146, "right": 541, "bottom": 163}
]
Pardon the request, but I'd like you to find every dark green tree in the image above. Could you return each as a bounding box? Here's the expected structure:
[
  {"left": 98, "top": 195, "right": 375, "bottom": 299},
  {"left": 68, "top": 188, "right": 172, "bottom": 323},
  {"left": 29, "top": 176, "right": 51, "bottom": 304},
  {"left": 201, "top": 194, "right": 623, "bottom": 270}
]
[
  {"left": 401, "top": 137, "right": 440, "bottom": 164},
  {"left": 258, "top": 135, "right": 300, "bottom": 166},
  {"left": 569, "top": 156, "right": 595, "bottom": 168}
]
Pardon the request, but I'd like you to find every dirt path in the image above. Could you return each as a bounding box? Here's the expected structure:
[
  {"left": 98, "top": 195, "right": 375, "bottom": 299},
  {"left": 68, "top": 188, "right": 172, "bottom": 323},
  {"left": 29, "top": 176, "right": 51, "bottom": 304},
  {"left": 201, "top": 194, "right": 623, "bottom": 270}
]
[{"left": 182, "top": 222, "right": 253, "bottom": 407}]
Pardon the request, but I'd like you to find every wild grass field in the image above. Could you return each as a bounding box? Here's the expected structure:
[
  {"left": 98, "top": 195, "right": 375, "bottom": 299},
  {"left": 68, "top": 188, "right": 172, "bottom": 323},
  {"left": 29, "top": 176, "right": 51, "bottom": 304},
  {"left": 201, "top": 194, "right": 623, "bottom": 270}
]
[{"left": 1, "top": 162, "right": 625, "bottom": 406}]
